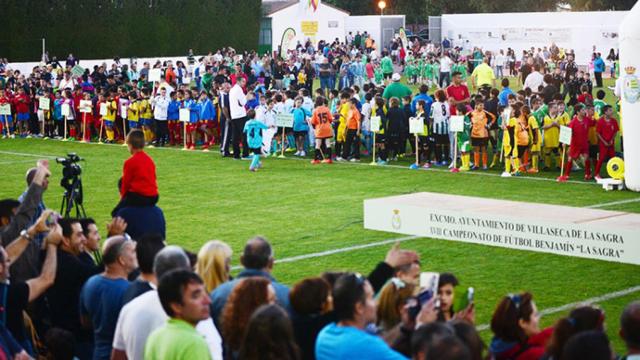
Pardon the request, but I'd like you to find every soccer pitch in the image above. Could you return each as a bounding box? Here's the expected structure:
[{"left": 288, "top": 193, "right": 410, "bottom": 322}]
[{"left": 1, "top": 137, "right": 639, "bottom": 351}]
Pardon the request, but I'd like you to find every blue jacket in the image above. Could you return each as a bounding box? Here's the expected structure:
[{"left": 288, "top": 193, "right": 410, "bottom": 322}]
[
  {"left": 291, "top": 107, "right": 312, "bottom": 132},
  {"left": 210, "top": 269, "right": 290, "bottom": 328},
  {"left": 167, "top": 100, "right": 180, "bottom": 120},
  {"left": 499, "top": 87, "right": 515, "bottom": 107},
  {"left": 411, "top": 93, "right": 434, "bottom": 116},
  {"left": 198, "top": 98, "right": 216, "bottom": 121},
  {"left": 182, "top": 99, "right": 199, "bottom": 123},
  {"left": 594, "top": 57, "right": 605, "bottom": 73}
]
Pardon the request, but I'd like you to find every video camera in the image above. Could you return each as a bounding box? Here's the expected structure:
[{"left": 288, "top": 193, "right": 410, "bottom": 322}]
[{"left": 56, "top": 153, "right": 83, "bottom": 180}]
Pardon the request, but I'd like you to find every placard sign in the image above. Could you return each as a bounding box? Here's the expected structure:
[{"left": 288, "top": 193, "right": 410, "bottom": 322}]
[
  {"left": 275, "top": 113, "right": 294, "bottom": 128},
  {"left": 39, "top": 97, "right": 50, "bottom": 110},
  {"left": 80, "top": 100, "right": 93, "bottom": 113},
  {"left": 179, "top": 108, "right": 190, "bottom": 122},
  {"left": 71, "top": 65, "right": 85, "bottom": 77},
  {"left": 559, "top": 125, "right": 572, "bottom": 145},
  {"left": 450, "top": 115, "right": 464, "bottom": 132},
  {"left": 99, "top": 103, "right": 108, "bottom": 116},
  {"left": 370, "top": 116, "right": 381, "bottom": 133},
  {"left": 0, "top": 104, "right": 11, "bottom": 115},
  {"left": 148, "top": 69, "right": 162, "bottom": 82},
  {"left": 61, "top": 104, "right": 71, "bottom": 117},
  {"left": 409, "top": 117, "right": 424, "bottom": 134}
]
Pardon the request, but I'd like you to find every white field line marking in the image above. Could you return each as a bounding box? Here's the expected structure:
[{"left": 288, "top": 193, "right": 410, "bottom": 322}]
[
  {"left": 0, "top": 150, "right": 57, "bottom": 159},
  {"left": 2, "top": 138, "right": 597, "bottom": 185},
  {"left": 475, "top": 285, "right": 640, "bottom": 332},
  {"left": 231, "top": 235, "right": 420, "bottom": 271},
  {"left": 586, "top": 197, "right": 640, "bottom": 209}
]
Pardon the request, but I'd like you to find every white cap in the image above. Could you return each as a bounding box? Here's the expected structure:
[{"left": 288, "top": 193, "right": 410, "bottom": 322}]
[{"left": 392, "top": 73, "right": 401, "bottom": 82}]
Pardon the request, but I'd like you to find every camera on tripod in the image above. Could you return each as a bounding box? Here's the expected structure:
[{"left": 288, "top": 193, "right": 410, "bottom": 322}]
[{"left": 56, "top": 153, "right": 86, "bottom": 218}]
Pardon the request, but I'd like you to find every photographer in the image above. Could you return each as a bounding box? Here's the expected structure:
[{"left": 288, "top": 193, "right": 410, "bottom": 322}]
[{"left": 0, "top": 162, "right": 50, "bottom": 245}]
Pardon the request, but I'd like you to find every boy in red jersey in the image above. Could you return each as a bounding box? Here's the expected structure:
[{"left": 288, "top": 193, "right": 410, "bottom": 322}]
[
  {"left": 111, "top": 129, "right": 159, "bottom": 216},
  {"left": 557, "top": 104, "right": 590, "bottom": 182},
  {"left": 594, "top": 105, "right": 619, "bottom": 180}
]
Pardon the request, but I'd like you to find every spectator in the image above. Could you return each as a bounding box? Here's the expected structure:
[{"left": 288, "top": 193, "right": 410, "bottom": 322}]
[
  {"left": 221, "top": 277, "right": 276, "bottom": 358},
  {"left": 377, "top": 279, "right": 417, "bottom": 332},
  {"left": 543, "top": 305, "right": 605, "bottom": 360},
  {"left": 489, "top": 292, "right": 553, "bottom": 360},
  {"left": 44, "top": 328, "right": 76, "bottom": 360},
  {"left": 289, "top": 277, "right": 334, "bottom": 360},
  {"left": 11, "top": 167, "right": 49, "bottom": 282},
  {"left": 238, "top": 304, "right": 300, "bottom": 360},
  {"left": 122, "top": 233, "right": 165, "bottom": 303},
  {"left": 451, "top": 320, "right": 485, "bottom": 360},
  {"left": 620, "top": 301, "right": 640, "bottom": 359},
  {"left": 79, "top": 235, "right": 138, "bottom": 360},
  {"left": 46, "top": 217, "right": 101, "bottom": 360},
  {"left": 561, "top": 331, "right": 612, "bottom": 360},
  {"left": 437, "top": 273, "right": 459, "bottom": 322},
  {"left": 229, "top": 76, "right": 249, "bottom": 159},
  {"left": 0, "top": 213, "right": 61, "bottom": 354},
  {"left": 144, "top": 270, "right": 212, "bottom": 360},
  {"left": 80, "top": 218, "right": 102, "bottom": 264},
  {"left": 0, "top": 163, "right": 49, "bottom": 250},
  {"left": 196, "top": 240, "right": 232, "bottom": 294},
  {"left": 410, "top": 322, "right": 456, "bottom": 360},
  {"left": 112, "top": 246, "right": 223, "bottom": 360},
  {"left": 210, "top": 236, "right": 289, "bottom": 326},
  {"left": 315, "top": 273, "right": 407, "bottom": 360}
]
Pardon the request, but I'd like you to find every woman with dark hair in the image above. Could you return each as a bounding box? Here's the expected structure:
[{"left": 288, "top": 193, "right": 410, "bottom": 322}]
[
  {"left": 451, "top": 320, "right": 486, "bottom": 360},
  {"left": 489, "top": 292, "right": 553, "bottom": 360},
  {"left": 542, "top": 305, "right": 605, "bottom": 360},
  {"left": 437, "top": 272, "right": 459, "bottom": 322},
  {"left": 289, "top": 277, "right": 334, "bottom": 360},
  {"left": 561, "top": 331, "right": 612, "bottom": 360},
  {"left": 221, "top": 277, "right": 276, "bottom": 359},
  {"left": 238, "top": 304, "right": 300, "bottom": 360}
]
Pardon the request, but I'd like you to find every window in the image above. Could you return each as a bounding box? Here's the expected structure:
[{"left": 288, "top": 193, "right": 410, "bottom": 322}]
[{"left": 259, "top": 18, "right": 272, "bottom": 45}]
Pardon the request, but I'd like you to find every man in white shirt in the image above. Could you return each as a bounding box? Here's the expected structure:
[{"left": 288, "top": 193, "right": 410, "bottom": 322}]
[
  {"left": 58, "top": 71, "right": 77, "bottom": 90},
  {"left": 152, "top": 87, "right": 170, "bottom": 147},
  {"left": 111, "top": 246, "right": 223, "bottom": 360},
  {"left": 229, "top": 77, "right": 249, "bottom": 159},
  {"left": 620, "top": 301, "right": 640, "bottom": 360},
  {"left": 439, "top": 53, "right": 453, "bottom": 88},
  {"left": 523, "top": 64, "right": 544, "bottom": 94}
]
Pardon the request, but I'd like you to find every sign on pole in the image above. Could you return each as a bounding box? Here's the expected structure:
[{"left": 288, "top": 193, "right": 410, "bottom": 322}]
[
  {"left": 0, "top": 104, "right": 11, "bottom": 115},
  {"left": 80, "top": 100, "right": 93, "bottom": 113},
  {"left": 148, "top": 69, "right": 162, "bottom": 82},
  {"left": 39, "top": 98, "right": 50, "bottom": 111},
  {"left": 450, "top": 115, "right": 464, "bottom": 132},
  {"left": 71, "top": 65, "right": 85, "bottom": 77},
  {"left": 370, "top": 116, "right": 381, "bottom": 133},
  {"left": 409, "top": 117, "right": 424, "bottom": 134},
  {"left": 275, "top": 113, "right": 294, "bottom": 128},
  {"left": 559, "top": 125, "right": 572, "bottom": 145},
  {"left": 179, "top": 108, "right": 190, "bottom": 122}
]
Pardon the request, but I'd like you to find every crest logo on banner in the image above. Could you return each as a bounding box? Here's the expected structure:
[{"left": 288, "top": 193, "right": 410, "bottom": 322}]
[
  {"left": 623, "top": 66, "right": 639, "bottom": 104},
  {"left": 391, "top": 209, "right": 401, "bottom": 230}
]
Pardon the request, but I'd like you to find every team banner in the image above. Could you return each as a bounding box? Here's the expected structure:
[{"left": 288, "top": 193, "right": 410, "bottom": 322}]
[
  {"left": 399, "top": 27, "right": 409, "bottom": 50},
  {"left": 364, "top": 192, "right": 640, "bottom": 265},
  {"left": 280, "top": 28, "right": 297, "bottom": 58}
]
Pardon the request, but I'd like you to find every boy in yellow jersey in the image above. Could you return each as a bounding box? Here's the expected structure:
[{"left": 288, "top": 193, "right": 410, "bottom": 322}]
[
  {"left": 104, "top": 93, "right": 118, "bottom": 143},
  {"left": 523, "top": 105, "right": 540, "bottom": 173},
  {"left": 139, "top": 88, "right": 155, "bottom": 145},
  {"left": 334, "top": 92, "right": 350, "bottom": 161},
  {"left": 501, "top": 103, "right": 523, "bottom": 177},
  {"left": 542, "top": 102, "right": 563, "bottom": 170},
  {"left": 127, "top": 92, "right": 140, "bottom": 130}
]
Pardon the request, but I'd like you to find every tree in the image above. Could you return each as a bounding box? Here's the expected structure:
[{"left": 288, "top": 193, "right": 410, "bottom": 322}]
[{"left": 569, "top": 0, "right": 635, "bottom": 10}]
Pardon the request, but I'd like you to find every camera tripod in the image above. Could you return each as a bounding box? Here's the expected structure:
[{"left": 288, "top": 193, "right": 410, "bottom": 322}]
[{"left": 60, "top": 175, "right": 86, "bottom": 218}]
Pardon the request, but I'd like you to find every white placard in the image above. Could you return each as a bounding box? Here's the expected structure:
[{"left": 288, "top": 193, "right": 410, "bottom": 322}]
[
  {"left": 39, "top": 97, "right": 50, "bottom": 110},
  {"left": 99, "top": 103, "right": 108, "bottom": 116},
  {"left": 559, "top": 125, "right": 572, "bottom": 145},
  {"left": 501, "top": 108, "right": 512, "bottom": 123},
  {"left": 450, "top": 115, "right": 464, "bottom": 132},
  {"left": 80, "top": 100, "right": 93, "bottom": 113},
  {"left": 409, "top": 117, "right": 424, "bottom": 134},
  {"left": 370, "top": 116, "right": 381, "bottom": 133},
  {"left": 149, "top": 69, "right": 162, "bottom": 82},
  {"left": 275, "top": 113, "right": 294, "bottom": 128},
  {"left": 364, "top": 192, "right": 640, "bottom": 265},
  {"left": 179, "top": 108, "right": 190, "bottom": 122},
  {"left": 61, "top": 103, "right": 71, "bottom": 117},
  {"left": 182, "top": 77, "right": 191, "bottom": 84},
  {"left": 0, "top": 104, "right": 11, "bottom": 115}
]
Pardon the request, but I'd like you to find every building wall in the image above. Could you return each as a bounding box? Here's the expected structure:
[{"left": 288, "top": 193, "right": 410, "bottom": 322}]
[
  {"left": 441, "top": 11, "right": 627, "bottom": 65},
  {"left": 269, "top": 3, "right": 348, "bottom": 54}
]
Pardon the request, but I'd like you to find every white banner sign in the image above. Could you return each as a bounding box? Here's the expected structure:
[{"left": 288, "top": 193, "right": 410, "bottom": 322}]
[
  {"left": 364, "top": 192, "right": 640, "bottom": 265},
  {"left": 409, "top": 117, "right": 424, "bottom": 135}
]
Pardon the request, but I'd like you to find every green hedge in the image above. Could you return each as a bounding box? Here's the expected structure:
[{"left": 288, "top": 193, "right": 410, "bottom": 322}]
[{"left": 0, "top": 0, "right": 262, "bottom": 62}]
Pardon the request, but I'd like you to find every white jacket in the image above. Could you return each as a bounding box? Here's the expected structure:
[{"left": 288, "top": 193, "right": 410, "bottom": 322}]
[
  {"left": 153, "top": 95, "right": 170, "bottom": 121},
  {"left": 229, "top": 84, "right": 247, "bottom": 120}
]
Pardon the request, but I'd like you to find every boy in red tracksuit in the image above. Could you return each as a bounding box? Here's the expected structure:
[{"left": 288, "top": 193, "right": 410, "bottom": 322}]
[
  {"left": 14, "top": 88, "right": 30, "bottom": 136},
  {"left": 73, "top": 87, "right": 84, "bottom": 139},
  {"left": 111, "top": 129, "right": 159, "bottom": 217},
  {"left": 557, "top": 104, "right": 590, "bottom": 182},
  {"left": 594, "top": 105, "right": 619, "bottom": 180}
]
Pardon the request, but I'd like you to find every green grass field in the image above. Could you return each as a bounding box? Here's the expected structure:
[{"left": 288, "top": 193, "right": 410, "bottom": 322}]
[{"left": 0, "top": 136, "right": 638, "bottom": 353}]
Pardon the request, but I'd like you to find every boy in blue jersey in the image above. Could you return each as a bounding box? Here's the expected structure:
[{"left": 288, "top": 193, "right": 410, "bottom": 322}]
[
  {"left": 182, "top": 90, "right": 199, "bottom": 150},
  {"left": 197, "top": 91, "right": 216, "bottom": 151},
  {"left": 243, "top": 109, "right": 268, "bottom": 171},
  {"left": 167, "top": 91, "right": 180, "bottom": 146},
  {"left": 291, "top": 96, "right": 313, "bottom": 157}
]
